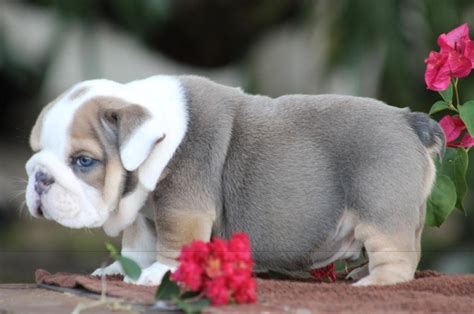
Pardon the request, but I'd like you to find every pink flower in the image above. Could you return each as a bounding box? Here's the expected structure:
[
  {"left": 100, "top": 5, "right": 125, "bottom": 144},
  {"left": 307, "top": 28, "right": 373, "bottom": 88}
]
[
  {"left": 438, "top": 23, "right": 474, "bottom": 69},
  {"left": 439, "top": 115, "right": 466, "bottom": 142},
  {"left": 424, "top": 51, "right": 451, "bottom": 91},
  {"left": 438, "top": 115, "right": 474, "bottom": 148},
  {"left": 449, "top": 132, "right": 474, "bottom": 148},
  {"left": 458, "top": 133, "right": 474, "bottom": 147},
  {"left": 424, "top": 23, "right": 474, "bottom": 91}
]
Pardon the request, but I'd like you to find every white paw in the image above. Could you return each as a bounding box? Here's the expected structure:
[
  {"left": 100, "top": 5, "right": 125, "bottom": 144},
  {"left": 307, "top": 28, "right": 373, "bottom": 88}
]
[
  {"left": 353, "top": 276, "right": 374, "bottom": 286},
  {"left": 353, "top": 273, "right": 410, "bottom": 286},
  {"left": 92, "top": 261, "right": 123, "bottom": 277},
  {"left": 124, "top": 261, "right": 175, "bottom": 286}
]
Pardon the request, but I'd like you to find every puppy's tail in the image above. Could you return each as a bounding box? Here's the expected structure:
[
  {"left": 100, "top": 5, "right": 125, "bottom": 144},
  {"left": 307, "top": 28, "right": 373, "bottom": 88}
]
[{"left": 407, "top": 112, "right": 446, "bottom": 159}]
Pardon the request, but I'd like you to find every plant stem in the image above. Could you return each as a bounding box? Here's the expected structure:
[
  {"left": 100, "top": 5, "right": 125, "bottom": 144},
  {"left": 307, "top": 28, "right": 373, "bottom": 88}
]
[
  {"left": 448, "top": 104, "right": 459, "bottom": 112},
  {"left": 454, "top": 78, "right": 460, "bottom": 107}
]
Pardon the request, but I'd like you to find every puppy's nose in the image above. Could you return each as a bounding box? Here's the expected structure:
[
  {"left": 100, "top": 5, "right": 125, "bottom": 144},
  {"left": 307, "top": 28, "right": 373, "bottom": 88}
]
[{"left": 34, "top": 171, "right": 54, "bottom": 195}]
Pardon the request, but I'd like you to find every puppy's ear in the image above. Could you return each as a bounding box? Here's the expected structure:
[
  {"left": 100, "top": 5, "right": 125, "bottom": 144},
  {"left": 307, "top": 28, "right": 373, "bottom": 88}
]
[{"left": 101, "top": 105, "right": 165, "bottom": 172}]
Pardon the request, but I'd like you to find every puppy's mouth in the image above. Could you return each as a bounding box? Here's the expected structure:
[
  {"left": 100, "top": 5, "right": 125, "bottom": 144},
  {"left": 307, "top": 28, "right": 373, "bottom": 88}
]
[
  {"left": 37, "top": 205, "right": 44, "bottom": 217},
  {"left": 32, "top": 196, "right": 47, "bottom": 219}
]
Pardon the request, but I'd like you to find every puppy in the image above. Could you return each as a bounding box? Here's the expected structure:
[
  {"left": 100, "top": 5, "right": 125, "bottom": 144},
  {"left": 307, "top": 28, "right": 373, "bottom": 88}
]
[{"left": 25, "top": 75, "right": 444, "bottom": 286}]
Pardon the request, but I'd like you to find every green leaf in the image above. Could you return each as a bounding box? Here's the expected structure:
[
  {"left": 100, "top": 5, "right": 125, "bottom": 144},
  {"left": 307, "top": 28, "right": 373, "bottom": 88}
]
[
  {"left": 439, "top": 83, "right": 453, "bottom": 103},
  {"left": 105, "top": 242, "right": 118, "bottom": 257},
  {"left": 117, "top": 256, "right": 141, "bottom": 280},
  {"left": 459, "top": 100, "right": 474, "bottom": 136},
  {"left": 175, "top": 298, "right": 211, "bottom": 314},
  {"left": 438, "top": 148, "right": 468, "bottom": 212},
  {"left": 426, "top": 174, "right": 457, "bottom": 227},
  {"left": 428, "top": 100, "right": 450, "bottom": 115},
  {"left": 181, "top": 290, "right": 201, "bottom": 299},
  {"left": 155, "top": 271, "right": 180, "bottom": 301}
]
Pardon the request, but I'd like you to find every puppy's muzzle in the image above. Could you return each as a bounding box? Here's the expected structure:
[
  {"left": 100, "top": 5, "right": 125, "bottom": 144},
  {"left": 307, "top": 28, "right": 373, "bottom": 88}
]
[{"left": 34, "top": 170, "right": 54, "bottom": 195}]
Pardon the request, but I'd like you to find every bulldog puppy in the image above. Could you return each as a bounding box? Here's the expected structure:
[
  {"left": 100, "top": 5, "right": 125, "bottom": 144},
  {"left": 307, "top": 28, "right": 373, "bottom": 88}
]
[{"left": 25, "top": 75, "right": 444, "bottom": 286}]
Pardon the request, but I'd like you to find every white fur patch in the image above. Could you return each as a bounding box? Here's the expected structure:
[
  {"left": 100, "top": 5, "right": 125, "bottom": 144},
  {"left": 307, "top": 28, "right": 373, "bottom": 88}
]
[
  {"left": 123, "top": 76, "right": 188, "bottom": 191},
  {"left": 103, "top": 76, "right": 188, "bottom": 234},
  {"left": 25, "top": 150, "right": 109, "bottom": 228},
  {"left": 26, "top": 76, "right": 188, "bottom": 231},
  {"left": 103, "top": 187, "right": 149, "bottom": 237},
  {"left": 120, "top": 120, "right": 165, "bottom": 172},
  {"left": 94, "top": 214, "right": 157, "bottom": 275},
  {"left": 125, "top": 261, "right": 176, "bottom": 286}
]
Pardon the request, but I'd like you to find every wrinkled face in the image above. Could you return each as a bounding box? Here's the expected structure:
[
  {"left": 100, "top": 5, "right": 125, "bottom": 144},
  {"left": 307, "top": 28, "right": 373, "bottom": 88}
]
[{"left": 25, "top": 81, "right": 150, "bottom": 228}]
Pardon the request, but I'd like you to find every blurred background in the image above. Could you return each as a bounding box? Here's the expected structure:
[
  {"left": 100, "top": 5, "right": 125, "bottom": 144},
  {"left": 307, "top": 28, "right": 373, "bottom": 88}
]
[{"left": 1, "top": 0, "right": 474, "bottom": 282}]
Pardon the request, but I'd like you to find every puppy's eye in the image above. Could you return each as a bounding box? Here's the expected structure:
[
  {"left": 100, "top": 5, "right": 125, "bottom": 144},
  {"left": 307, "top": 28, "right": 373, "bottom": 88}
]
[{"left": 72, "top": 155, "right": 98, "bottom": 170}]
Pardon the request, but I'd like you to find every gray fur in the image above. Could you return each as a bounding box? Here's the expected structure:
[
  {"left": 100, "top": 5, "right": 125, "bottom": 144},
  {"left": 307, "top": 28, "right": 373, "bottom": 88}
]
[
  {"left": 407, "top": 112, "right": 445, "bottom": 159},
  {"left": 152, "top": 75, "right": 441, "bottom": 273}
]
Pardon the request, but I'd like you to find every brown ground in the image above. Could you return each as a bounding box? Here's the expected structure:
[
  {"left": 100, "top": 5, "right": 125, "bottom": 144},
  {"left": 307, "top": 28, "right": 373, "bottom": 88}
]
[{"left": 27, "top": 269, "right": 474, "bottom": 313}]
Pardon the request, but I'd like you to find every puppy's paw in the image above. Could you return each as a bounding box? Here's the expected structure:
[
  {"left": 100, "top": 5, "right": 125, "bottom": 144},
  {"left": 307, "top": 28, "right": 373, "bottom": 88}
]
[
  {"left": 124, "top": 261, "right": 176, "bottom": 286},
  {"left": 92, "top": 261, "right": 123, "bottom": 277},
  {"left": 353, "top": 272, "right": 411, "bottom": 286}
]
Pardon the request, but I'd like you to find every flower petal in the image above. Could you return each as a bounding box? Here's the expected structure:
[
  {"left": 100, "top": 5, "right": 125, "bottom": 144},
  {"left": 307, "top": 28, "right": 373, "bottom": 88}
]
[
  {"left": 424, "top": 51, "right": 451, "bottom": 91},
  {"left": 459, "top": 132, "right": 474, "bottom": 148},
  {"left": 447, "top": 51, "right": 472, "bottom": 78},
  {"left": 439, "top": 115, "right": 466, "bottom": 143},
  {"left": 463, "top": 40, "right": 474, "bottom": 67},
  {"left": 437, "top": 23, "right": 470, "bottom": 50}
]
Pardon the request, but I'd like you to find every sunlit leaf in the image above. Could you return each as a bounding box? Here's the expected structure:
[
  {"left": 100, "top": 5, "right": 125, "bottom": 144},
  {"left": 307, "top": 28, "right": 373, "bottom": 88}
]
[
  {"left": 459, "top": 100, "right": 474, "bottom": 136},
  {"left": 439, "top": 83, "right": 453, "bottom": 103},
  {"left": 429, "top": 100, "right": 450, "bottom": 115},
  {"left": 117, "top": 256, "right": 142, "bottom": 280},
  {"left": 105, "top": 242, "right": 118, "bottom": 257}
]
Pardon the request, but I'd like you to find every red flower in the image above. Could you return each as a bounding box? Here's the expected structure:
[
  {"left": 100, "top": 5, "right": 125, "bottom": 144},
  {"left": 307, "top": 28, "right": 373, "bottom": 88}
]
[
  {"left": 438, "top": 115, "right": 474, "bottom": 148},
  {"left": 171, "top": 233, "right": 257, "bottom": 306},
  {"left": 457, "top": 133, "right": 474, "bottom": 148},
  {"left": 425, "top": 23, "right": 474, "bottom": 91},
  {"left": 178, "top": 240, "right": 209, "bottom": 264},
  {"left": 171, "top": 240, "right": 209, "bottom": 290},
  {"left": 205, "top": 277, "right": 229, "bottom": 306},
  {"left": 233, "top": 276, "right": 257, "bottom": 304},
  {"left": 310, "top": 263, "right": 337, "bottom": 282},
  {"left": 424, "top": 51, "right": 451, "bottom": 91},
  {"left": 171, "top": 259, "right": 204, "bottom": 291},
  {"left": 438, "top": 23, "right": 474, "bottom": 70},
  {"left": 228, "top": 232, "right": 253, "bottom": 264},
  {"left": 439, "top": 115, "right": 466, "bottom": 142}
]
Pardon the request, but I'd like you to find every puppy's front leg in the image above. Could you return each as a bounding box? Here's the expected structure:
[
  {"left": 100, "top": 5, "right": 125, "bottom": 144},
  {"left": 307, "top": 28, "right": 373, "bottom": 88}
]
[
  {"left": 131, "top": 210, "right": 214, "bottom": 286},
  {"left": 93, "top": 214, "right": 157, "bottom": 277}
]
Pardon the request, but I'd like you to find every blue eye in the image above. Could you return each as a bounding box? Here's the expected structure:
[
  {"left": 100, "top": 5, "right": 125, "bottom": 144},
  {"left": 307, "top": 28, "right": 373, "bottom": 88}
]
[{"left": 72, "top": 155, "right": 98, "bottom": 170}]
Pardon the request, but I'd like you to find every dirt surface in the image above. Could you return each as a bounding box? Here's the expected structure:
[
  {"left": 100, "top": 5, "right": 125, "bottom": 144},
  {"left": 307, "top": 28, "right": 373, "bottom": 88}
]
[
  {"left": 0, "top": 284, "right": 131, "bottom": 314},
  {"left": 31, "top": 269, "right": 474, "bottom": 313}
]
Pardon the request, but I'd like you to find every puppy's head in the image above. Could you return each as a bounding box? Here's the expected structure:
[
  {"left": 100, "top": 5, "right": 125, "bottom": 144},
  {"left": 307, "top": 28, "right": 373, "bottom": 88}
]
[{"left": 25, "top": 79, "right": 167, "bottom": 228}]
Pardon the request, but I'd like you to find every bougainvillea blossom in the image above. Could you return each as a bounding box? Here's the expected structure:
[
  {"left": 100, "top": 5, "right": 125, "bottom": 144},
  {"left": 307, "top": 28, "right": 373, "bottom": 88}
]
[
  {"left": 438, "top": 115, "right": 474, "bottom": 148},
  {"left": 425, "top": 23, "right": 474, "bottom": 91}
]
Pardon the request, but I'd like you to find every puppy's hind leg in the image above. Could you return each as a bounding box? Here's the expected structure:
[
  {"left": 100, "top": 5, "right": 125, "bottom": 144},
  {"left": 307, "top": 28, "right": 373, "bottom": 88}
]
[
  {"left": 352, "top": 221, "right": 421, "bottom": 286},
  {"left": 351, "top": 156, "right": 433, "bottom": 285}
]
